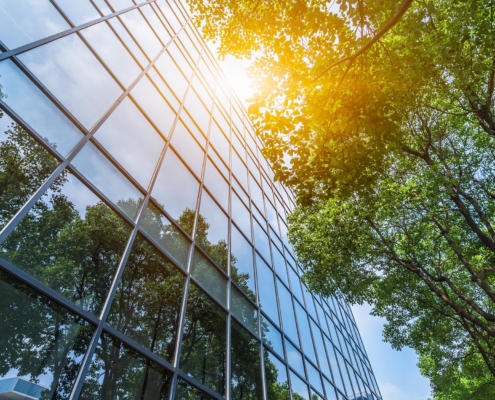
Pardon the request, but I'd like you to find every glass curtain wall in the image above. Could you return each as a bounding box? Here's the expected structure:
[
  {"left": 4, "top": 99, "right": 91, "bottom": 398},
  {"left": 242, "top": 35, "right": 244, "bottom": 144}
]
[{"left": 0, "top": 1, "right": 382, "bottom": 399}]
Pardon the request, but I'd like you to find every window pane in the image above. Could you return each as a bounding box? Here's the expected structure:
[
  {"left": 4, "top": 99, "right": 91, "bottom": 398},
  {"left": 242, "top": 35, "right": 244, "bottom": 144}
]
[
  {"left": 295, "top": 303, "right": 317, "bottom": 363},
  {"left": 0, "top": 270, "right": 93, "bottom": 399},
  {"left": 191, "top": 248, "right": 227, "bottom": 307},
  {"left": 231, "top": 192, "right": 251, "bottom": 241},
  {"left": 323, "top": 378, "right": 339, "bottom": 400},
  {"left": 253, "top": 221, "right": 271, "bottom": 265},
  {"left": 256, "top": 256, "right": 279, "bottom": 326},
  {"left": 19, "top": 34, "right": 122, "bottom": 129},
  {"left": 140, "top": 4, "right": 171, "bottom": 44},
  {"left": 0, "top": 171, "right": 131, "bottom": 315},
  {"left": 230, "top": 226, "right": 256, "bottom": 300},
  {"left": 80, "top": 333, "right": 172, "bottom": 399},
  {"left": 108, "top": 17, "right": 148, "bottom": 68},
  {"left": 152, "top": 149, "right": 199, "bottom": 235},
  {"left": 310, "top": 320, "right": 331, "bottom": 379},
  {"left": 131, "top": 74, "right": 176, "bottom": 138},
  {"left": 325, "top": 342, "right": 345, "bottom": 394},
  {"left": 290, "top": 371, "right": 310, "bottom": 400},
  {"left": 286, "top": 341, "right": 305, "bottom": 378},
  {"left": 180, "top": 283, "right": 226, "bottom": 396},
  {"left": 94, "top": 97, "right": 165, "bottom": 189},
  {"left": 209, "top": 120, "right": 229, "bottom": 166},
  {"left": 175, "top": 379, "right": 215, "bottom": 400},
  {"left": 231, "top": 286, "right": 258, "bottom": 335},
  {"left": 0, "top": 114, "right": 60, "bottom": 231},
  {"left": 307, "top": 361, "right": 324, "bottom": 395},
  {"left": 155, "top": 51, "right": 189, "bottom": 100},
  {"left": 231, "top": 150, "right": 248, "bottom": 190},
  {"left": 120, "top": 8, "right": 162, "bottom": 60},
  {"left": 231, "top": 320, "right": 263, "bottom": 399},
  {"left": 264, "top": 350, "right": 290, "bottom": 400},
  {"left": 204, "top": 159, "right": 229, "bottom": 212},
  {"left": 171, "top": 121, "right": 204, "bottom": 177},
  {"left": 272, "top": 246, "right": 288, "bottom": 286},
  {"left": 140, "top": 202, "right": 191, "bottom": 268},
  {"left": 184, "top": 89, "right": 211, "bottom": 134},
  {"left": 56, "top": 0, "right": 100, "bottom": 26},
  {"left": 196, "top": 191, "right": 228, "bottom": 272},
  {"left": 108, "top": 234, "right": 185, "bottom": 362},
  {"left": 261, "top": 316, "right": 283, "bottom": 357},
  {"left": 71, "top": 142, "right": 143, "bottom": 220},
  {"left": 250, "top": 178, "right": 264, "bottom": 214},
  {"left": 81, "top": 21, "right": 142, "bottom": 88},
  {"left": 0, "top": 0, "right": 69, "bottom": 49},
  {"left": 0, "top": 60, "right": 83, "bottom": 156},
  {"left": 288, "top": 266, "right": 304, "bottom": 305},
  {"left": 277, "top": 281, "right": 299, "bottom": 346},
  {"left": 303, "top": 285, "right": 318, "bottom": 320}
]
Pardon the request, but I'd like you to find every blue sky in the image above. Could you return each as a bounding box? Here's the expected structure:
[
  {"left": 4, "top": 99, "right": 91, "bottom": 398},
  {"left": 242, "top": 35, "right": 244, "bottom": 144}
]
[{"left": 217, "top": 55, "right": 433, "bottom": 400}]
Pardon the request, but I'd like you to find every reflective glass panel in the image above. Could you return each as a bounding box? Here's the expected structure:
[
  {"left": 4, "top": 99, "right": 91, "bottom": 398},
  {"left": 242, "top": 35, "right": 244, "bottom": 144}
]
[
  {"left": 231, "top": 320, "right": 263, "bottom": 399},
  {"left": 131, "top": 75, "right": 176, "bottom": 138},
  {"left": 272, "top": 246, "right": 288, "bottom": 286},
  {"left": 208, "top": 120, "right": 229, "bottom": 166},
  {"left": 325, "top": 342, "right": 345, "bottom": 394},
  {"left": 108, "top": 17, "right": 148, "bottom": 68},
  {"left": 175, "top": 379, "right": 215, "bottom": 400},
  {"left": 230, "top": 226, "right": 255, "bottom": 300},
  {"left": 140, "top": 202, "right": 191, "bottom": 268},
  {"left": 191, "top": 248, "right": 227, "bottom": 307},
  {"left": 152, "top": 149, "right": 199, "bottom": 235},
  {"left": 307, "top": 361, "right": 324, "bottom": 396},
  {"left": 19, "top": 34, "right": 122, "bottom": 129},
  {"left": 295, "top": 303, "right": 317, "bottom": 363},
  {"left": 56, "top": 0, "right": 100, "bottom": 25},
  {"left": 0, "top": 270, "right": 93, "bottom": 399},
  {"left": 0, "top": 171, "right": 131, "bottom": 314},
  {"left": 184, "top": 90, "right": 211, "bottom": 134},
  {"left": 148, "top": 68, "right": 180, "bottom": 111},
  {"left": 0, "top": 113, "right": 60, "bottom": 231},
  {"left": 171, "top": 121, "right": 204, "bottom": 177},
  {"left": 140, "top": 4, "right": 172, "bottom": 44},
  {"left": 286, "top": 341, "right": 305, "bottom": 378},
  {"left": 154, "top": 51, "right": 189, "bottom": 100},
  {"left": 120, "top": 8, "right": 162, "bottom": 60},
  {"left": 277, "top": 281, "right": 299, "bottom": 346},
  {"left": 310, "top": 320, "right": 331, "bottom": 379},
  {"left": 261, "top": 316, "right": 284, "bottom": 357},
  {"left": 180, "top": 283, "right": 227, "bottom": 396},
  {"left": 231, "top": 192, "right": 251, "bottom": 240},
  {"left": 253, "top": 221, "right": 271, "bottom": 265},
  {"left": 288, "top": 266, "right": 304, "bottom": 305},
  {"left": 71, "top": 142, "right": 143, "bottom": 220},
  {"left": 0, "top": 60, "right": 83, "bottom": 156},
  {"left": 80, "top": 333, "right": 172, "bottom": 399},
  {"left": 256, "top": 255, "right": 280, "bottom": 326},
  {"left": 231, "top": 286, "right": 258, "bottom": 335},
  {"left": 196, "top": 191, "right": 228, "bottom": 272},
  {"left": 250, "top": 178, "right": 264, "bottom": 214},
  {"left": 303, "top": 285, "right": 318, "bottom": 320},
  {"left": 81, "top": 21, "right": 142, "bottom": 88},
  {"left": 0, "top": 0, "right": 69, "bottom": 49},
  {"left": 108, "top": 234, "right": 185, "bottom": 362},
  {"left": 264, "top": 350, "right": 290, "bottom": 400},
  {"left": 94, "top": 97, "right": 164, "bottom": 189},
  {"left": 323, "top": 378, "right": 339, "bottom": 400},
  {"left": 204, "top": 159, "right": 229, "bottom": 212},
  {"left": 290, "top": 371, "right": 310, "bottom": 400}
]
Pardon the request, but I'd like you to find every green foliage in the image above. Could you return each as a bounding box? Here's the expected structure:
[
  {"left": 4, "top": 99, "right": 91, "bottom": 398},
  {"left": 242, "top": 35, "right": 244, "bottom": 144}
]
[{"left": 187, "top": 0, "right": 495, "bottom": 397}]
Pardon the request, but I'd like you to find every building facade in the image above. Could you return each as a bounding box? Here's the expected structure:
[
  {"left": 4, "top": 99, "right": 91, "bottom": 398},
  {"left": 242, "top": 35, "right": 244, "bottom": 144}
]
[{"left": 0, "top": 1, "right": 382, "bottom": 399}]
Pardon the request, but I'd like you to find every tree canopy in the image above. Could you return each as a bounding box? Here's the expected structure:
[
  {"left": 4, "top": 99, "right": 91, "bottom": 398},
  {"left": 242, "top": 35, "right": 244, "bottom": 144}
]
[{"left": 187, "top": 0, "right": 495, "bottom": 397}]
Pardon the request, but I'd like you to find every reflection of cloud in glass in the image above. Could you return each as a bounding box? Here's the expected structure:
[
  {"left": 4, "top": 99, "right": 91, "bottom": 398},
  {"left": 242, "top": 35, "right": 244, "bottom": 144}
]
[{"left": 18, "top": 34, "right": 122, "bottom": 129}]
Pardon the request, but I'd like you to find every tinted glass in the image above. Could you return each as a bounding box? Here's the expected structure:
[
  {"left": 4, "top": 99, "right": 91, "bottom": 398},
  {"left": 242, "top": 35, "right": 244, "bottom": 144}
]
[
  {"left": 175, "top": 379, "right": 215, "bottom": 400},
  {"left": 94, "top": 97, "right": 165, "bottom": 189},
  {"left": 80, "top": 333, "right": 172, "bottom": 399},
  {"left": 180, "top": 283, "right": 226, "bottom": 395},
  {"left": 277, "top": 281, "right": 299, "bottom": 346},
  {"left": 0, "top": 113, "right": 60, "bottom": 231},
  {"left": 196, "top": 191, "right": 228, "bottom": 272},
  {"left": 152, "top": 149, "right": 200, "bottom": 234},
  {"left": 264, "top": 350, "right": 290, "bottom": 400},
  {"left": 140, "top": 202, "right": 191, "bottom": 268},
  {"left": 261, "top": 316, "right": 284, "bottom": 357},
  {"left": 0, "top": 270, "right": 92, "bottom": 399},
  {"left": 231, "top": 285, "right": 258, "bottom": 335},
  {"left": 231, "top": 320, "right": 263, "bottom": 399},
  {"left": 108, "top": 235, "right": 185, "bottom": 362},
  {"left": 19, "top": 34, "right": 122, "bottom": 129},
  {"left": 0, "top": 60, "right": 83, "bottom": 156},
  {"left": 0, "top": 171, "right": 131, "bottom": 314},
  {"left": 191, "top": 248, "right": 227, "bottom": 307},
  {"left": 256, "top": 255, "right": 280, "bottom": 326},
  {"left": 230, "top": 226, "right": 256, "bottom": 300}
]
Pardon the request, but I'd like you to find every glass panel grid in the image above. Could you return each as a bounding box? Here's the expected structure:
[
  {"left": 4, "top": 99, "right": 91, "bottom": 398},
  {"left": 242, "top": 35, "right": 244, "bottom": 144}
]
[{"left": 0, "top": 1, "right": 381, "bottom": 399}]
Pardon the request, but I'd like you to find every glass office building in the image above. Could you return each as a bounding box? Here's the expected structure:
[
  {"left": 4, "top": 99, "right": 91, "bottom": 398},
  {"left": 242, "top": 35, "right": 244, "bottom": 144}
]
[{"left": 0, "top": 1, "right": 382, "bottom": 399}]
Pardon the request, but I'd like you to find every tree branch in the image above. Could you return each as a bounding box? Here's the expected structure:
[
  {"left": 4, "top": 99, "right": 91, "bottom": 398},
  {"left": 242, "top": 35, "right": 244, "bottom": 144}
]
[{"left": 313, "top": 0, "right": 414, "bottom": 81}]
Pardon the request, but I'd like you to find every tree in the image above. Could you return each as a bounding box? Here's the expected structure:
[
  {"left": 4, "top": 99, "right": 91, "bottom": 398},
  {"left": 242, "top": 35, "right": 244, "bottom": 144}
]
[{"left": 187, "top": 0, "right": 495, "bottom": 396}]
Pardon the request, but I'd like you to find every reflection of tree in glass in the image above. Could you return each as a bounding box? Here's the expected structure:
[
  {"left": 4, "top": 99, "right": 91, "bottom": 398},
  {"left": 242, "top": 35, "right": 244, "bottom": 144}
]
[
  {"left": 80, "top": 333, "right": 172, "bottom": 399},
  {"left": 263, "top": 352, "right": 291, "bottom": 400},
  {"left": 0, "top": 270, "right": 92, "bottom": 400},
  {"left": 175, "top": 378, "right": 214, "bottom": 399}
]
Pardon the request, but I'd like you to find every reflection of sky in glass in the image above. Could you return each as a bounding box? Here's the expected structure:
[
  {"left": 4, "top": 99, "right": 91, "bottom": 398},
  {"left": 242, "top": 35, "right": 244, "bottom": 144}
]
[
  {"left": 56, "top": 0, "right": 100, "bottom": 25},
  {"left": 0, "top": 59, "right": 83, "bottom": 155},
  {"left": 290, "top": 370, "right": 310, "bottom": 400},
  {"left": 198, "top": 191, "right": 228, "bottom": 245},
  {"left": 0, "top": 0, "right": 69, "bottom": 49},
  {"left": 19, "top": 34, "right": 122, "bottom": 129}
]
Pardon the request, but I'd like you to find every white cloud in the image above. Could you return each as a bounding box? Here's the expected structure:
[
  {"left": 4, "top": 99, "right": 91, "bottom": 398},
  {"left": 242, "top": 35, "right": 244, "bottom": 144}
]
[{"left": 378, "top": 381, "right": 430, "bottom": 400}]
